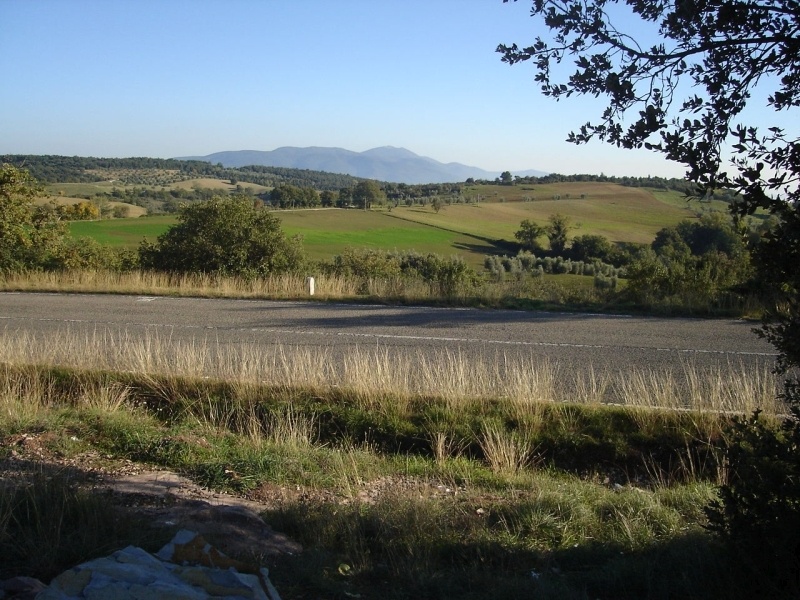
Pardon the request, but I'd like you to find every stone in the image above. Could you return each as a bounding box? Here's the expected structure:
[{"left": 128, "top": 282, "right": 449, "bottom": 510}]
[
  {"left": 156, "top": 529, "right": 253, "bottom": 572},
  {"left": 36, "top": 530, "right": 281, "bottom": 600}
]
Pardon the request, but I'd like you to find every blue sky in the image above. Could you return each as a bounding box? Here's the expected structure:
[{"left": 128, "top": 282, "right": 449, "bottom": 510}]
[{"left": 0, "top": 0, "right": 690, "bottom": 177}]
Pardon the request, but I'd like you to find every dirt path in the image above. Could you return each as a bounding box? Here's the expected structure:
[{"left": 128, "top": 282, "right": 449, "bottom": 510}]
[{"left": 1, "top": 432, "right": 302, "bottom": 566}]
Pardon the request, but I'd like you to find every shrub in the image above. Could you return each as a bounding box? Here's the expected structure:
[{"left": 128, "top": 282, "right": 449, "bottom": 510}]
[
  {"left": 328, "top": 249, "right": 479, "bottom": 297},
  {"left": 706, "top": 410, "right": 800, "bottom": 598},
  {"left": 139, "top": 196, "right": 303, "bottom": 277},
  {"left": 330, "top": 247, "right": 402, "bottom": 279}
]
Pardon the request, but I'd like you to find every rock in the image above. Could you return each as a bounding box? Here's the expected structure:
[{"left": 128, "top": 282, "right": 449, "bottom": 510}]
[
  {"left": 106, "top": 471, "right": 302, "bottom": 562},
  {"left": 156, "top": 529, "right": 253, "bottom": 572},
  {"left": 36, "top": 530, "right": 280, "bottom": 600}
]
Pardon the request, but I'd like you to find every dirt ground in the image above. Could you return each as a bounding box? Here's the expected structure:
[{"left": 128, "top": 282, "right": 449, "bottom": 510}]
[
  {"left": 1, "top": 431, "right": 463, "bottom": 570},
  {"left": 1, "top": 432, "right": 303, "bottom": 566}
]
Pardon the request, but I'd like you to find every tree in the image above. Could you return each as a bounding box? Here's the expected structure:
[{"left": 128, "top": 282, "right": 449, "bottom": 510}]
[
  {"left": 320, "top": 190, "right": 337, "bottom": 208},
  {"left": 499, "top": 170, "right": 514, "bottom": 185},
  {"left": 514, "top": 218, "right": 546, "bottom": 252},
  {"left": 569, "top": 233, "right": 616, "bottom": 263},
  {"left": 337, "top": 186, "right": 353, "bottom": 208},
  {"left": 499, "top": 0, "right": 800, "bottom": 589},
  {"left": 546, "top": 213, "right": 571, "bottom": 255},
  {"left": 0, "top": 164, "right": 131, "bottom": 273},
  {"left": 0, "top": 164, "right": 65, "bottom": 272},
  {"left": 626, "top": 216, "right": 752, "bottom": 309},
  {"left": 139, "top": 196, "right": 303, "bottom": 278},
  {"left": 498, "top": 0, "right": 799, "bottom": 346},
  {"left": 352, "top": 180, "right": 385, "bottom": 210}
]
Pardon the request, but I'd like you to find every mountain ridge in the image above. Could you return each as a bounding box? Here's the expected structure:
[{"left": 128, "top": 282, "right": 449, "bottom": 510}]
[{"left": 176, "top": 146, "right": 548, "bottom": 184}]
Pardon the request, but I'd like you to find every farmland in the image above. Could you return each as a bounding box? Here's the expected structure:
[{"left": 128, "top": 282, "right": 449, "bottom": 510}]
[
  {"left": 68, "top": 215, "right": 174, "bottom": 247},
  {"left": 65, "top": 181, "right": 718, "bottom": 268}
]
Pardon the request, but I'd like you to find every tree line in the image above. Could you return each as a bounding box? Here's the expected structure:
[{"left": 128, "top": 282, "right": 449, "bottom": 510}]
[
  {"left": 470, "top": 171, "right": 726, "bottom": 196},
  {"left": 1, "top": 155, "right": 362, "bottom": 191}
]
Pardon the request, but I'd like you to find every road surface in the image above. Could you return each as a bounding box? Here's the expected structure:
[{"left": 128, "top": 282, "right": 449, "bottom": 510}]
[{"left": 0, "top": 292, "right": 776, "bottom": 377}]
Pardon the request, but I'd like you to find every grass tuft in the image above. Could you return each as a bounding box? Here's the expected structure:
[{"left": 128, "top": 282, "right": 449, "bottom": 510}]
[{"left": 0, "top": 467, "right": 169, "bottom": 581}]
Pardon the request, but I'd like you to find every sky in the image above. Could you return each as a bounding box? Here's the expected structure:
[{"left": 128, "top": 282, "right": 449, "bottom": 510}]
[{"left": 0, "top": 0, "right": 693, "bottom": 177}]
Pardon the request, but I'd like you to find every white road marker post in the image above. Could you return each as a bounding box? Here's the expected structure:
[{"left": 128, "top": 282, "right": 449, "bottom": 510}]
[{"left": 306, "top": 276, "right": 315, "bottom": 296}]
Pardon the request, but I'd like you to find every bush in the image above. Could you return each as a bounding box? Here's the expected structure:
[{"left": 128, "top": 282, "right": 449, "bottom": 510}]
[
  {"left": 329, "top": 247, "right": 402, "bottom": 279},
  {"left": 327, "top": 249, "right": 479, "bottom": 297},
  {"left": 1, "top": 165, "right": 59, "bottom": 273},
  {"left": 706, "top": 409, "right": 800, "bottom": 598},
  {"left": 570, "top": 234, "right": 617, "bottom": 264},
  {"left": 139, "top": 196, "right": 303, "bottom": 277}
]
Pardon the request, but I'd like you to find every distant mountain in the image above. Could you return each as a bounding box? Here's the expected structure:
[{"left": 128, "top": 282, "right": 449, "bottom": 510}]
[{"left": 176, "top": 146, "right": 548, "bottom": 184}]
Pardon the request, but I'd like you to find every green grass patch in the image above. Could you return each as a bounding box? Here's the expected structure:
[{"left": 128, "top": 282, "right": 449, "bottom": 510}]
[
  {"left": 279, "top": 209, "right": 498, "bottom": 267},
  {"left": 68, "top": 215, "right": 175, "bottom": 246}
]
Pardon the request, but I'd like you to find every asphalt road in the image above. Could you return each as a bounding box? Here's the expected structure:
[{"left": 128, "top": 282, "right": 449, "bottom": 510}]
[{"left": 0, "top": 292, "right": 777, "bottom": 377}]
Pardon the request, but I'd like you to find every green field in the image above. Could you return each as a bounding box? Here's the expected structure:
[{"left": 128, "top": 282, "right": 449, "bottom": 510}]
[
  {"left": 69, "top": 216, "right": 175, "bottom": 246},
  {"left": 279, "top": 209, "right": 498, "bottom": 266},
  {"left": 66, "top": 183, "right": 719, "bottom": 267}
]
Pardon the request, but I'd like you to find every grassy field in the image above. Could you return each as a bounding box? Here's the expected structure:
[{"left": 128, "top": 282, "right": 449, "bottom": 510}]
[
  {"left": 38, "top": 195, "right": 148, "bottom": 218},
  {"left": 44, "top": 181, "right": 120, "bottom": 196},
  {"left": 279, "top": 208, "right": 499, "bottom": 267},
  {"left": 43, "top": 177, "right": 270, "bottom": 214},
  {"left": 46, "top": 177, "right": 270, "bottom": 196},
  {"left": 66, "top": 211, "right": 499, "bottom": 267},
  {"left": 68, "top": 215, "right": 175, "bottom": 246},
  {"left": 410, "top": 183, "right": 718, "bottom": 244},
  {"left": 170, "top": 177, "right": 270, "bottom": 193},
  {"left": 65, "top": 182, "right": 719, "bottom": 268}
]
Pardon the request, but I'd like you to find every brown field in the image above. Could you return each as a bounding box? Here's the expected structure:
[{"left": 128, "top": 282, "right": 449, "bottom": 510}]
[
  {"left": 170, "top": 178, "right": 271, "bottom": 193},
  {"left": 35, "top": 196, "right": 148, "bottom": 218}
]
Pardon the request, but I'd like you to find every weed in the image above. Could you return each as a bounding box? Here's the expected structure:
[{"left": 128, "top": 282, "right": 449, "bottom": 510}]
[
  {"left": 479, "top": 422, "right": 537, "bottom": 475},
  {"left": 0, "top": 467, "right": 169, "bottom": 581}
]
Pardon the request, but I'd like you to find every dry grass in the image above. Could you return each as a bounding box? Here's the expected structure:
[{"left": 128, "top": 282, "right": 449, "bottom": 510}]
[
  {"left": 0, "top": 269, "right": 457, "bottom": 303},
  {"left": 0, "top": 327, "right": 783, "bottom": 417},
  {"left": 0, "top": 270, "right": 359, "bottom": 300},
  {"left": 613, "top": 360, "right": 782, "bottom": 415},
  {"left": 479, "top": 422, "right": 536, "bottom": 475}
]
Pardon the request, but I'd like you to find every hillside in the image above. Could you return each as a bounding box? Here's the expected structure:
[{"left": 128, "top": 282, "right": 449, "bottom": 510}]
[{"left": 1, "top": 155, "right": 362, "bottom": 191}]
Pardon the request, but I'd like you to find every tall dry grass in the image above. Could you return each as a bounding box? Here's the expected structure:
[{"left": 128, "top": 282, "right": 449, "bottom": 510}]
[
  {"left": 0, "top": 270, "right": 466, "bottom": 303},
  {"left": 0, "top": 270, "right": 360, "bottom": 300},
  {"left": 613, "top": 360, "right": 782, "bottom": 415},
  {"left": 0, "top": 327, "right": 783, "bottom": 417}
]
